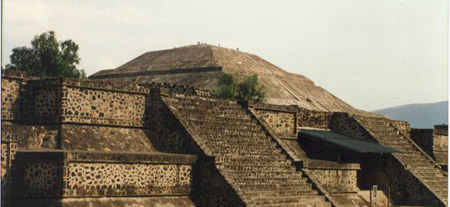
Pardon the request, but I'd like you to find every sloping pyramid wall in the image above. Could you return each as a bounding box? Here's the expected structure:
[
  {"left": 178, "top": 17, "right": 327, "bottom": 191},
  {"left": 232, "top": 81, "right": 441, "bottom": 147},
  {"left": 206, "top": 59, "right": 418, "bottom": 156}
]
[
  {"left": 330, "top": 113, "right": 447, "bottom": 206},
  {"left": 151, "top": 89, "right": 333, "bottom": 207}
]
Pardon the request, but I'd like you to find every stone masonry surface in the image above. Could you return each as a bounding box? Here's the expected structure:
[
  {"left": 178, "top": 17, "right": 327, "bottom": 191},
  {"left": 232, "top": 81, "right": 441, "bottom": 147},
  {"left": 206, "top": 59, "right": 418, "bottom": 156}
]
[{"left": 2, "top": 71, "right": 448, "bottom": 207}]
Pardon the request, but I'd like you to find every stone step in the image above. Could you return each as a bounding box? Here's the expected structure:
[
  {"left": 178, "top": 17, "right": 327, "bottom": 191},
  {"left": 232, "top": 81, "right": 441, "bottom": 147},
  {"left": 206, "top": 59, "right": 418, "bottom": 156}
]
[
  {"left": 209, "top": 146, "right": 282, "bottom": 156},
  {"left": 203, "top": 137, "right": 276, "bottom": 147},
  {"left": 217, "top": 156, "right": 289, "bottom": 164},
  {"left": 185, "top": 114, "right": 254, "bottom": 121},
  {"left": 206, "top": 143, "right": 279, "bottom": 153},
  {"left": 246, "top": 189, "right": 319, "bottom": 198},
  {"left": 424, "top": 182, "right": 448, "bottom": 190},
  {"left": 180, "top": 113, "right": 254, "bottom": 122},
  {"left": 395, "top": 153, "right": 428, "bottom": 160},
  {"left": 216, "top": 151, "right": 286, "bottom": 159},
  {"left": 178, "top": 111, "right": 250, "bottom": 121},
  {"left": 198, "top": 129, "right": 266, "bottom": 137},
  {"left": 227, "top": 171, "right": 304, "bottom": 179},
  {"left": 222, "top": 160, "right": 293, "bottom": 170},
  {"left": 222, "top": 164, "right": 295, "bottom": 172},
  {"left": 221, "top": 158, "right": 292, "bottom": 166},
  {"left": 251, "top": 195, "right": 329, "bottom": 206},
  {"left": 196, "top": 124, "right": 263, "bottom": 131},
  {"left": 201, "top": 133, "right": 269, "bottom": 141},
  {"left": 188, "top": 119, "right": 258, "bottom": 127},
  {"left": 380, "top": 140, "right": 416, "bottom": 148},
  {"left": 223, "top": 167, "right": 298, "bottom": 175},
  {"left": 410, "top": 170, "right": 446, "bottom": 178},
  {"left": 239, "top": 182, "right": 313, "bottom": 192},
  {"left": 172, "top": 98, "right": 242, "bottom": 108},
  {"left": 251, "top": 202, "right": 331, "bottom": 207},
  {"left": 233, "top": 176, "right": 307, "bottom": 185},
  {"left": 177, "top": 107, "right": 247, "bottom": 116}
]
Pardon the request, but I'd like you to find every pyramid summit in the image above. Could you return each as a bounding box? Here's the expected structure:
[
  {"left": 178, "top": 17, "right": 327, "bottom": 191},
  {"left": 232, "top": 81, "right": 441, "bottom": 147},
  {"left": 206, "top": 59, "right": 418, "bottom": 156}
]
[{"left": 90, "top": 44, "right": 374, "bottom": 116}]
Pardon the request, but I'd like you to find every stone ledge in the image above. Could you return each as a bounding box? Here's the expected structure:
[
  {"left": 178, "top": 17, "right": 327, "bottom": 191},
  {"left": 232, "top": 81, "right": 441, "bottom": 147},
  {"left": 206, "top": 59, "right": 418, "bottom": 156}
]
[
  {"left": 17, "top": 150, "right": 197, "bottom": 164},
  {"left": 306, "top": 159, "right": 361, "bottom": 170},
  {"left": 10, "top": 196, "right": 196, "bottom": 207}
]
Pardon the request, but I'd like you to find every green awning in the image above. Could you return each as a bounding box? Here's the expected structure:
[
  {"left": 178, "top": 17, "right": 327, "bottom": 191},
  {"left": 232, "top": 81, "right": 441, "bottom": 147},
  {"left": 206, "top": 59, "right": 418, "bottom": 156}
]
[{"left": 299, "top": 130, "right": 397, "bottom": 153}]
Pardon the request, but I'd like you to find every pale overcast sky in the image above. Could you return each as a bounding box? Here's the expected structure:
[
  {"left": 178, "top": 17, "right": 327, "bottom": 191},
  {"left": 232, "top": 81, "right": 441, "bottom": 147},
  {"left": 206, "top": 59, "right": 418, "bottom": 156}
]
[{"left": 2, "top": 0, "right": 448, "bottom": 111}]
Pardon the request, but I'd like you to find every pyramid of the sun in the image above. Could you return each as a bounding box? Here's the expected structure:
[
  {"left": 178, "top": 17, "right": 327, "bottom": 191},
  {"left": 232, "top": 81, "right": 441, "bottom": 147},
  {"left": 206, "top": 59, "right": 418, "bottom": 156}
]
[{"left": 90, "top": 44, "right": 375, "bottom": 116}]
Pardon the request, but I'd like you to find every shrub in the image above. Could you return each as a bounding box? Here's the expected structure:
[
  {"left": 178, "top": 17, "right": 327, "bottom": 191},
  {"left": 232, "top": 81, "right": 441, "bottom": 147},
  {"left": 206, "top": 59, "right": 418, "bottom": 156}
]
[{"left": 213, "top": 73, "right": 265, "bottom": 102}]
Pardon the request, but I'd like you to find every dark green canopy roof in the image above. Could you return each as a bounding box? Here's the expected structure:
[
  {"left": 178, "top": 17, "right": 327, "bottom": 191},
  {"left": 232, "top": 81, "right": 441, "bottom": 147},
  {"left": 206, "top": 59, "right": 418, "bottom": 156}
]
[{"left": 299, "top": 130, "right": 397, "bottom": 153}]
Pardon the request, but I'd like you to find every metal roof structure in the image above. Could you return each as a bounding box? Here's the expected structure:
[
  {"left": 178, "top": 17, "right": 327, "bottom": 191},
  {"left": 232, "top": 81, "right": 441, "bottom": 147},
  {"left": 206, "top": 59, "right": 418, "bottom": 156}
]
[{"left": 299, "top": 129, "right": 397, "bottom": 153}]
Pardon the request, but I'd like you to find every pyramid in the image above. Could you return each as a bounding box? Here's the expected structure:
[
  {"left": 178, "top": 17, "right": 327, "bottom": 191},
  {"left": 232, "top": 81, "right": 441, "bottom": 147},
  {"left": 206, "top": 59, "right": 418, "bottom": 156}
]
[{"left": 90, "top": 44, "right": 375, "bottom": 116}]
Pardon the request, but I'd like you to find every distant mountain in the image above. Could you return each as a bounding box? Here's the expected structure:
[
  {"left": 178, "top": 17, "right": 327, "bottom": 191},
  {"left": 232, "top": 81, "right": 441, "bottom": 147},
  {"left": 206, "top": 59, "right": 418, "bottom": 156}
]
[{"left": 373, "top": 101, "right": 448, "bottom": 128}]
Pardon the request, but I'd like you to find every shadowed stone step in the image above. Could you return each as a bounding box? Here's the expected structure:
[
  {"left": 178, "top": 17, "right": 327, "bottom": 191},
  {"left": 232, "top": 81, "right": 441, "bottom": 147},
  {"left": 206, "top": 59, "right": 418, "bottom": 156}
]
[
  {"left": 251, "top": 195, "right": 329, "bottom": 206},
  {"left": 246, "top": 189, "right": 319, "bottom": 197}
]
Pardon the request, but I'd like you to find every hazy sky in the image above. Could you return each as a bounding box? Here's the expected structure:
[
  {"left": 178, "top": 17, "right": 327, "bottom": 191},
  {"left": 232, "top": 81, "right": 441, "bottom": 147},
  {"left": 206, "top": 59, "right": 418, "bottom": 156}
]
[{"left": 3, "top": 0, "right": 448, "bottom": 111}]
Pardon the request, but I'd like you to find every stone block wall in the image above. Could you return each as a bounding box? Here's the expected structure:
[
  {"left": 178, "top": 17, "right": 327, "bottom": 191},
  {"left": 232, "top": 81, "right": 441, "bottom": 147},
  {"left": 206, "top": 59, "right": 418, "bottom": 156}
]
[
  {"left": 411, "top": 126, "right": 448, "bottom": 165},
  {"left": 23, "top": 79, "right": 62, "bottom": 123},
  {"left": 433, "top": 125, "right": 448, "bottom": 165},
  {"left": 21, "top": 78, "right": 150, "bottom": 127},
  {"left": 1, "top": 141, "right": 18, "bottom": 207},
  {"left": 410, "top": 129, "right": 434, "bottom": 157},
  {"left": 250, "top": 103, "right": 297, "bottom": 138},
  {"left": 385, "top": 155, "right": 441, "bottom": 206},
  {"left": 298, "top": 109, "right": 332, "bottom": 130},
  {"left": 61, "top": 84, "right": 147, "bottom": 126},
  {"left": 1, "top": 77, "right": 23, "bottom": 121},
  {"left": 306, "top": 160, "right": 360, "bottom": 193},
  {"left": 1, "top": 76, "right": 151, "bottom": 127},
  {"left": 330, "top": 113, "right": 372, "bottom": 139},
  {"left": 11, "top": 151, "right": 196, "bottom": 200}
]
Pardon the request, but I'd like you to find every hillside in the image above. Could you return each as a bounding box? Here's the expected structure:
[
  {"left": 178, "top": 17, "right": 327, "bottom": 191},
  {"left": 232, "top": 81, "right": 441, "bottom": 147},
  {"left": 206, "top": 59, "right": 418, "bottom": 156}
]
[{"left": 373, "top": 101, "right": 448, "bottom": 128}]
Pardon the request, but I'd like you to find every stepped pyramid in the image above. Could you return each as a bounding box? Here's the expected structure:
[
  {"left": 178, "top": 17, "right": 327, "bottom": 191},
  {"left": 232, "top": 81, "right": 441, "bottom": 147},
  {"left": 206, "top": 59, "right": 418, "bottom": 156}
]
[
  {"left": 90, "top": 44, "right": 375, "bottom": 117},
  {"left": 160, "top": 95, "right": 333, "bottom": 206},
  {"left": 2, "top": 45, "right": 446, "bottom": 207}
]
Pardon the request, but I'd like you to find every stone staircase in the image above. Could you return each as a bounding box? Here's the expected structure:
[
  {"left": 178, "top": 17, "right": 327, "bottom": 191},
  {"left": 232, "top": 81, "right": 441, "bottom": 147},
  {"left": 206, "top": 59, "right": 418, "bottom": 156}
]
[
  {"left": 163, "top": 96, "right": 332, "bottom": 207},
  {"left": 354, "top": 116, "right": 448, "bottom": 206}
]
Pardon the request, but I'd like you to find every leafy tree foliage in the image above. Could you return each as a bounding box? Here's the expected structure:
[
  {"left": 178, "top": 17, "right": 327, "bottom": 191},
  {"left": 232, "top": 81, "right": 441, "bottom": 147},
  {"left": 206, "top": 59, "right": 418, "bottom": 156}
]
[
  {"left": 236, "top": 74, "right": 266, "bottom": 102},
  {"left": 213, "top": 73, "right": 237, "bottom": 99},
  {"left": 6, "top": 31, "right": 86, "bottom": 78},
  {"left": 213, "top": 73, "right": 266, "bottom": 102}
]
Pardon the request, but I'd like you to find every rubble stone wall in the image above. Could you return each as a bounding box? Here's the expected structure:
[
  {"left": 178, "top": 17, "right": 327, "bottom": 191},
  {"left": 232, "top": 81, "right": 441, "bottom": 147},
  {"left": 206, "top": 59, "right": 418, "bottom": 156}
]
[
  {"left": 433, "top": 126, "right": 448, "bottom": 165},
  {"left": 253, "top": 108, "right": 297, "bottom": 138},
  {"left": 306, "top": 161, "right": 360, "bottom": 193},
  {"left": 23, "top": 79, "right": 62, "bottom": 123},
  {"left": 1, "top": 78, "right": 23, "bottom": 120},
  {"left": 11, "top": 151, "right": 195, "bottom": 198},
  {"left": 308, "top": 169, "right": 358, "bottom": 193},
  {"left": 330, "top": 113, "right": 372, "bottom": 139},
  {"left": 298, "top": 109, "right": 332, "bottom": 130},
  {"left": 385, "top": 155, "right": 441, "bottom": 206},
  {"left": 61, "top": 86, "right": 147, "bottom": 126},
  {"left": 2, "top": 77, "right": 151, "bottom": 127},
  {"left": 410, "top": 129, "right": 434, "bottom": 156}
]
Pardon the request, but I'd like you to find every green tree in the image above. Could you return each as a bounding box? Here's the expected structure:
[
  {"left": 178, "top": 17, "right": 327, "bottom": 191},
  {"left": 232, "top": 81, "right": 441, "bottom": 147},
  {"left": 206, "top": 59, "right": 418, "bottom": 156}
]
[
  {"left": 213, "top": 73, "right": 266, "bottom": 102},
  {"left": 213, "top": 73, "right": 237, "bottom": 99},
  {"left": 6, "top": 31, "right": 85, "bottom": 78},
  {"left": 236, "top": 74, "right": 266, "bottom": 102}
]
